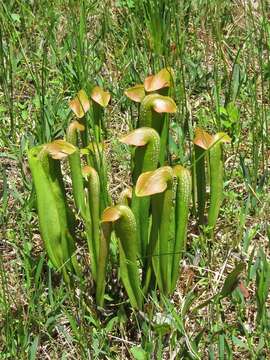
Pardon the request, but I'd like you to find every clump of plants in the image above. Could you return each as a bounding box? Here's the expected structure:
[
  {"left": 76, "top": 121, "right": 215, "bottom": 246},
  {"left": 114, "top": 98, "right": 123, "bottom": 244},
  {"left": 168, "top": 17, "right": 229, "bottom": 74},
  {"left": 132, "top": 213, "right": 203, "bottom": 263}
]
[{"left": 28, "top": 68, "right": 231, "bottom": 310}]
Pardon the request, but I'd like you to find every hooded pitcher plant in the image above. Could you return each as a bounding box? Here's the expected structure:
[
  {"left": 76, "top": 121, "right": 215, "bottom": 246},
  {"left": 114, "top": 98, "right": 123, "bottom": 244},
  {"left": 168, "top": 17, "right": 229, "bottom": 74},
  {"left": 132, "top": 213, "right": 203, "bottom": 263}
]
[
  {"left": 28, "top": 141, "right": 81, "bottom": 281},
  {"left": 136, "top": 165, "right": 191, "bottom": 295},
  {"left": 118, "top": 187, "right": 132, "bottom": 207},
  {"left": 29, "top": 137, "right": 102, "bottom": 282},
  {"left": 66, "top": 121, "right": 87, "bottom": 218},
  {"left": 69, "top": 87, "right": 110, "bottom": 143},
  {"left": 54, "top": 140, "right": 103, "bottom": 281},
  {"left": 136, "top": 166, "right": 174, "bottom": 295},
  {"left": 69, "top": 90, "right": 90, "bottom": 147},
  {"left": 82, "top": 141, "right": 110, "bottom": 212},
  {"left": 28, "top": 68, "right": 234, "bottom": 312},
  {"left": 139, "top": 94, "right": 176, "bottom": 165},
  {"left": 193, "top": 128, "right": 231, "bottom": 233},
  {"left": 102, "top": 206, "right": 143, "bottom": 310},
  {"left": 120, "top": 127, "right": 160, "bottom": 258},
  {"left": 95, "top": 222, "right": 111, "bottom": 308},
  {"left": 82, "top": 165, "right": 101, "bottom": 281},
  {"left": 68, "top": 89, "right": 108, "bottom": 188},
  {"left": 124, "top": 67, "right": 174, "bottom": 102},
  {"left": 144, "top": 67, "right": 174, "bottom": 96},
  {"left": 171, "top": 165, "right": 192, "bottom": 291},
  {"left": 66, "top": 121, "right": 104, "bottom": 280},
  {"left": 125, "top": 68, "right": 175, "bottom": 165},
  {"left": 90, "top": 85, "right": 110, "bottom": 141}
]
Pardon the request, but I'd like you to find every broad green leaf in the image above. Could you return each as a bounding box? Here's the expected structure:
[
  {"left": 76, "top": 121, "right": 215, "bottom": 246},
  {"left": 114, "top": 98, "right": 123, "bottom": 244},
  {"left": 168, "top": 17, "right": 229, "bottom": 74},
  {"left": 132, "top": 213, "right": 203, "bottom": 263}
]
[
  {"left": 231, "top": 335, "right": 248, "bottom": 350},
  {"left": 29, "top": 335, "right": 39, "bottom": 360},
  {"left": 219, "top": 262, "right": 245, "bottom": 298},
  {"left": 130, "top": 346, "right": 148, "bottom": 360}
]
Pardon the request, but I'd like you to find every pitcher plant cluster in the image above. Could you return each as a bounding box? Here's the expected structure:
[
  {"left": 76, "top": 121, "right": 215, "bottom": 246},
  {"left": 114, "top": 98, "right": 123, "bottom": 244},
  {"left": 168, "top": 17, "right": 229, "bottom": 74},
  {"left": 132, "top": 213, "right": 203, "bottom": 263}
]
[{"left": 28, "top": 68, "right": 231, "bottom": 310}]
